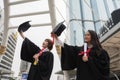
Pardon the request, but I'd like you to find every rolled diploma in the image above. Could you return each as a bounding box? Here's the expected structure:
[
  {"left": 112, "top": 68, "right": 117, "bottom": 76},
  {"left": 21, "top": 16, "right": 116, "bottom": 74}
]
[{"left": 84, "top": 43, "right": 87, "bottom": 56}]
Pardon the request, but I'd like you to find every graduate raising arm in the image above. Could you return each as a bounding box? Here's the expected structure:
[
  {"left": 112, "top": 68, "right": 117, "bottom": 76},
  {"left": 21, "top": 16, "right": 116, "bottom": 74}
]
[
  {"left": 52, "top": 30, "right": 110, "bottom": 80},
  {"left": 18, "top": 21, "right": 54, "bottom": 80}
]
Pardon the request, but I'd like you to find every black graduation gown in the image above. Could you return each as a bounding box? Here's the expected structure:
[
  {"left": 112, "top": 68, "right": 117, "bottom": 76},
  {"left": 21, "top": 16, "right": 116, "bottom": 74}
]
[
  {"left": 61, "top": 43, "right": 110, "bottom": 80},
  {"left": 20, "top": 38, "right": 54, "bottom": 80},
  {"left": 61, "top": 43, "right": 77, "bottom": 70}
]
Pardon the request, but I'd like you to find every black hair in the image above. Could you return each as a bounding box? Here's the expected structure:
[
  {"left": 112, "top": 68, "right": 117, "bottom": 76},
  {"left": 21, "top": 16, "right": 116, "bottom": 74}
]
[{"left": 87, "top": 30, "right": 103, "bottom": 54}]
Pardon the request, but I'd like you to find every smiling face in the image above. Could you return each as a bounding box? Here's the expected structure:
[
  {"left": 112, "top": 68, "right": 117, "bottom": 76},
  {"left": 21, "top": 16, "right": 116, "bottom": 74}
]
[
  {"left": 84, "top": 31, "right": 91, "bottom": 43},
  {"left": 84, "top": 30, "right": 102, "bottom": 49},
  {"left": 42, "top": 39, "right": 53, "bottom": 50},
  {"left": 42, "top": 40, "right": 49, "bottom": 48}
]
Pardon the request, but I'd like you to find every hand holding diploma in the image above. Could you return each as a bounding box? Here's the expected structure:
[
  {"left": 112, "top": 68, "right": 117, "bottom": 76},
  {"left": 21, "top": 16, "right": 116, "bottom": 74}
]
[
  {"left": 33, "top": 48, "right": 44, "bottom": 65},
  {"left": 82, "top": 43, "right": 88, "bottom": 62}
]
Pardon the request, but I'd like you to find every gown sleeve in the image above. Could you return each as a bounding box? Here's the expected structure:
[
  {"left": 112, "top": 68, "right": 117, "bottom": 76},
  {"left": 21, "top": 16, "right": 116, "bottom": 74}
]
[
  {"left": 20, "top": 38, "right": 40, "bottom": 63},
  {"left": 61, "top": 43, "right": 81, "bottom": 70},
  {"left": 87, "top": 49, "right": 110, "bottom": 80}
]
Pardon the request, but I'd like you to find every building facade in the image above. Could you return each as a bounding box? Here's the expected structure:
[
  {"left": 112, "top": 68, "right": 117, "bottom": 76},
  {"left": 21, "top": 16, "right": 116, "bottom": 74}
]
[
  {"left": 0, "top": 4, "right": 17, "bottom": 80},
  {"left": 18, "top": 60, "right": 31, "bottom": 80},
  {"left": 68, "top": 0, "right": 120, "bottom": 46},
  {"left": 0, "top": 31, "right": 17, "bottom": 80}
]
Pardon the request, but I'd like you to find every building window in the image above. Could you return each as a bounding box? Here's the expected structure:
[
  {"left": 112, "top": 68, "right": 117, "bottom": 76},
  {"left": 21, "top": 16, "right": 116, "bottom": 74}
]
[
  {"left": 4, "top": 52, "right": 13, "bottom": 60},
  {"left": 2, "top": 56, "right": 12, "bottom": 64},
  {"left": 1, "top": 60, "right": 12, "bottom": 68},
  {"left": 0, "top": 64, "right": 10, "bottom": 70}
]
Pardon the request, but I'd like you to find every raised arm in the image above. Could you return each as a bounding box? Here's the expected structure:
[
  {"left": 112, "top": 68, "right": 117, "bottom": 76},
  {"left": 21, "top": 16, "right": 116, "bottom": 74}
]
[
  {"left": 19, "top": 31, "right": 25, "bottom": 39},
  {"left": 52, "top": 34, "right": 64, "bottom": 46}
]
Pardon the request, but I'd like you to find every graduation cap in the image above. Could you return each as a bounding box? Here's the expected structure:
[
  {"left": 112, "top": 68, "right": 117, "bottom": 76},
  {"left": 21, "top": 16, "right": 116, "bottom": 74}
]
[
  {"left": 51, "top": 21, "right": 66, "bottom": 36},
  {"left": 18, "top": 21, "right": 31, "bottom": 32}
]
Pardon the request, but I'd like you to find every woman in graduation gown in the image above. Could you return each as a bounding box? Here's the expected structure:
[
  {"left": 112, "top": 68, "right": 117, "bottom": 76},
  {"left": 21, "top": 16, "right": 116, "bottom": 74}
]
[
  {"left": 53, "top": 30, "right": 110, "bottom": 80},
  {"left": 19, "top": 31, "right": 54, "bottom": 80}
]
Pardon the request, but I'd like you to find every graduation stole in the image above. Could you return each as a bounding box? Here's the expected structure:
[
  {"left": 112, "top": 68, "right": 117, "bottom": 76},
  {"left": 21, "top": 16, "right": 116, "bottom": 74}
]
[
  {"left": 33, "top": 35, "right": 54, "bottom": 65},
  {"left": 78, "top": 48, "right": 91, "bottom": 57}
]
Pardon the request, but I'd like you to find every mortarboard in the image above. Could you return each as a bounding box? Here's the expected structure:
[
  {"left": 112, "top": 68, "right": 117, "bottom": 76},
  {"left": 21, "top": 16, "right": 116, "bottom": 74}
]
[
  {"left": 18, "top": 21, "right": 31, "bottom": 32},
  {"left": 51, "top": 21, "right": 66, "bottom": 36}
]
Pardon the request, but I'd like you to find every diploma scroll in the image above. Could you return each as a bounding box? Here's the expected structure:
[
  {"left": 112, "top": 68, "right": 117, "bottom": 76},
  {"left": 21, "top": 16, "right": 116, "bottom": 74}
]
[{"left": 84, "top": 43, "right": 87, "bottom": 56}]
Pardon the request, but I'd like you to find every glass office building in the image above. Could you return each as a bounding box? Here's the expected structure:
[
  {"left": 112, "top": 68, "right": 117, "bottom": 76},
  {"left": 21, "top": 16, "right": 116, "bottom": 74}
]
[
  {"left": 68, "top": 0, "right": 120, "bottom": 46},
  {"left": 0, "top": 1, "right": 18, "bottom": 80}
]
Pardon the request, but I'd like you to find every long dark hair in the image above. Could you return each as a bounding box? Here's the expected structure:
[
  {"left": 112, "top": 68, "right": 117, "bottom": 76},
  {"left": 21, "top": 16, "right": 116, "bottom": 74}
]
[{"left": 88, "top": 30, "right": 102, "bottom": 51}]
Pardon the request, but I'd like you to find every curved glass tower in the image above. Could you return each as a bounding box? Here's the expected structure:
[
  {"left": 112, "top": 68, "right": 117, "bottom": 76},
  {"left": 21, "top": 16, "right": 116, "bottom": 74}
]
[{"left": 68, "top": 0, "right": 120, "bottom": 46}]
